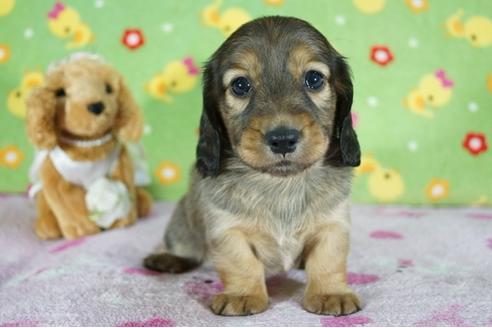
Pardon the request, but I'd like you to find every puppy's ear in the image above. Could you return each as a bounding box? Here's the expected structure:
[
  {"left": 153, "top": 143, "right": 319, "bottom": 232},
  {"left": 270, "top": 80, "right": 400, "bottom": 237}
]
[
  {"left": 196, "top": 61, "right": 225, "bottom": 177},
  {"left": 325, "top": 57, "right": 361, "bottom": 167},
  {"left": 116, "top": 76, "right": 144, "bottom": 142},
  {"left": 26, "top": 85, "right": 58, "bottom": 150}
]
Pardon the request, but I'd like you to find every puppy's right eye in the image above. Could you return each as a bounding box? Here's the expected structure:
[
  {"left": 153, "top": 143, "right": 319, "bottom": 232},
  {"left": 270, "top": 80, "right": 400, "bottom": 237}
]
[
  {"left": 231, "top": 76, "right": 251, "bottom": 97},
  {"left": 55, "top": 88, "right": 66, "bottom": 97}
]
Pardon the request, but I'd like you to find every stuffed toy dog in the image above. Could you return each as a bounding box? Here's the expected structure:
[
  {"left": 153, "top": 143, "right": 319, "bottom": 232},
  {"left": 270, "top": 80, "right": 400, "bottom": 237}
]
[{"left": 26, "top": 53, "right": 152, "bottom": 240}]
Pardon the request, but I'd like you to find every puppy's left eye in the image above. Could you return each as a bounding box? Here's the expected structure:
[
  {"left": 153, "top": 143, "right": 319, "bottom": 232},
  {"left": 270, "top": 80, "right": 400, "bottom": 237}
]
[
  {"left": 304, "top": 70, "right": 324, "bottom": 90},
  {"left": 230, "top": 76, "right": 251, "bottom": 97},
  {"left": 105, "top": 83, "right": 113, "bottom": 94}
]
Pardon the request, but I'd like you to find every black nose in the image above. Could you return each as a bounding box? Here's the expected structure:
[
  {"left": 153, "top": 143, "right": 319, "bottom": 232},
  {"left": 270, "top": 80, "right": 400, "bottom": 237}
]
[
  {"left": 87, "top": 102, "right": 105, "bottom": 115},
  {"left": 265, "top": 127, "right": 301, "bottom": 156}
]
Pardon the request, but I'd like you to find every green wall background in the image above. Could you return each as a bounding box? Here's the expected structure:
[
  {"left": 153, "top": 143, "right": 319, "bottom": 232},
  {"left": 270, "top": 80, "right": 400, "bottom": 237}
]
[{"left": 0, "top": 0, "right": 491, "bottom": 205}]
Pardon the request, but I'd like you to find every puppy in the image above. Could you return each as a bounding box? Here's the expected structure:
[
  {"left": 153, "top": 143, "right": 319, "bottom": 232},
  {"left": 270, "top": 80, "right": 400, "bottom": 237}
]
[
  {"left": 27, "top": 53, "right": 152, "bottom": 240},
  {"left": 144, "top": 16, "right": 361, "bottom": 316}
]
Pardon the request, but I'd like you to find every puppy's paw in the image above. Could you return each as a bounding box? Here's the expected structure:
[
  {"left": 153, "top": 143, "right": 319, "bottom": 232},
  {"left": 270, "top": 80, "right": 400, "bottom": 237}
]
[
  {"left": 143, "top": 253, "right": 199, "bottom": 273},
  {"left": 303, "top": 292, "right": 361, "bottom": 316},
  {"left": 211, "top": 293, "right": 268, "bottom": 316}
]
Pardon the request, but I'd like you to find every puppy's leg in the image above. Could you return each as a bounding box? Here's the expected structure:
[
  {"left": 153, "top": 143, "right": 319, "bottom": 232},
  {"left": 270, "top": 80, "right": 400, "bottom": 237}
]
[
  {"left": 302, "top": 223, "right": 361, "bottom": 316},
  {"left": 210, "top": 230, "right": 268, "bottom": 316},
  {"left": 144, "top": 197, "right": 204, "bottom": 273},
  {"left": 34, "top": 190, "right": 62, "bottom": 240}
]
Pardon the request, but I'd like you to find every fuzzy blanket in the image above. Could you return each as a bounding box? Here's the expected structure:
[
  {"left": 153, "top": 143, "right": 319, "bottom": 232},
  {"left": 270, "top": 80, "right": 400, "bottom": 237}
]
[{"left": 0, "top": 195, "right": 491, "bottom": 327}]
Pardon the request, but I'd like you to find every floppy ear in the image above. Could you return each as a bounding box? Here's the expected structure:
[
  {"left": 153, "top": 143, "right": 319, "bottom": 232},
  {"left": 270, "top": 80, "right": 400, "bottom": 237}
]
[
  {"left": 25, "top": 85, "right": 58, "bottom": 150},
  {"left": 325, "top": 57, "right": 361, "bottom": 167},
  {"left": 196, "top": 61, "right": 227, "bottom": 177},
  {"left": 115, "top": 76, "right": 144, "bottom": 142}
]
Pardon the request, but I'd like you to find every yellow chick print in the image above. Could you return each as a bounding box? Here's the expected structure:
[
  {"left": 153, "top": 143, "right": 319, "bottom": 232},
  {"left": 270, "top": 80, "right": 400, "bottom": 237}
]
[
  {"left": 404, "top": 69, "right": 454, "bottom": 118},
  {"left": 0, "top": 0, "right": 15, "bottom": 16},
  {"left": 202, "top": 0, "right": 251, "bottom": 37},
  {"left": 47, "top": 1, "right": 93, "bottom": 49},
  {"left": 445, "top": 10, "right": 492, "bottom": 48},
  {"left": 146, "top": 57, "right": 200, "bottom": 103},
  {"left": 356, "top": 155, "right": 404, "bottom": 202},
  {"left": 7, "top": 71, "right": 44, "bottom": 119},
  {"left": 353, "top": 0, "right": 385, "bottom": 14},
  {"left": 264, "top": 0, "right": 284, "bottom": 6}
]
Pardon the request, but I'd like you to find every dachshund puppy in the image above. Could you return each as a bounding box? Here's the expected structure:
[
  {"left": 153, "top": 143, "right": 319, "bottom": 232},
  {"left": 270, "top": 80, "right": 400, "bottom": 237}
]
[{"left": 145, "top": 16, "right": 361, "bottom": 316}]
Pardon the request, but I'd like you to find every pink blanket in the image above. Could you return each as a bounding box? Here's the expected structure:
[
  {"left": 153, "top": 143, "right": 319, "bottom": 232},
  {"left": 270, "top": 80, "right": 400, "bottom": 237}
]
[{"left": 0, "top": 195, "right": 491, "bottom": 326}]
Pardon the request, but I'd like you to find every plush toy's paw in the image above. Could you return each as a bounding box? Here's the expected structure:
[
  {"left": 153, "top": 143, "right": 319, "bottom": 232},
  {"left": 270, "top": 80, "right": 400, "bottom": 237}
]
[
  {"left": 211, "top": 293, "right": 269, "bottom": 316},
  {"left": 136, "top": 188, "right": 153, "bottom": 218},
  {"left": 143, "top": 253, "right": 200, "bottom": 273},
  {"left": 60, "top": 220, "right": 100, "bottom": 239},
  {"left": 111, "top": 213, "right": 137, "bottom": 228},
  {"left": 303, "top": 292, "right": 361, "bottom": 316},
  {"left": 34, "top": 216, "right": 62, "bottom": 240}
]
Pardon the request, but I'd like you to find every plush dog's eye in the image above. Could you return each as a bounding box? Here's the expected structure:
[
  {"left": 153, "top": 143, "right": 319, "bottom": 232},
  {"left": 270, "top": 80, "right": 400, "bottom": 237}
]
[
  {"left": 105, "top": 83, "right": 113, "bottom": 94},
  {"left": 304, "top": 70, "right": 324, "bottom": 90},
  {"left": 55, "top": 88, "right": 66, "bottom": 97},
  {"left": 230, "top": 76, "right": 251, "bottom": 97}
]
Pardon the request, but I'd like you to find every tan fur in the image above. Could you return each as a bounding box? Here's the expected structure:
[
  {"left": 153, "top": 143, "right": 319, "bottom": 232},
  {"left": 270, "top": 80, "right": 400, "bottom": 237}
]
[
  {"left": 210, "top": 229, "right": 269, "bottom": 315},
  {"left": 34, "top": 190, "right": 62, "bottom": 240},
  {"left": 26, "top": 54, "right": 152, "bottom": 240}
]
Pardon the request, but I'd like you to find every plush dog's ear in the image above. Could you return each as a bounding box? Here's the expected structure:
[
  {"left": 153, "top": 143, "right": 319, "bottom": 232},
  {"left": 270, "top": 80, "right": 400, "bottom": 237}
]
[
  {"left": 26, "top": 85, "right": 58, "bottom": 150},
  {"left": 196, "top": 61, "right": 226, "bottom": 177},
  {"left": 325, "top": 57, "right": 361, "bottom": 167},
  {"left": 116, "top": 76, "right": 144, "bottom": 142}
]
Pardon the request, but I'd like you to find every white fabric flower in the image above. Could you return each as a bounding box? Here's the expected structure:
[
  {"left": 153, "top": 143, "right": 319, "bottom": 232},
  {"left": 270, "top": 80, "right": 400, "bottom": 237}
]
[{"left": 85, "top": 177, "right": 131, "bottom": 229}]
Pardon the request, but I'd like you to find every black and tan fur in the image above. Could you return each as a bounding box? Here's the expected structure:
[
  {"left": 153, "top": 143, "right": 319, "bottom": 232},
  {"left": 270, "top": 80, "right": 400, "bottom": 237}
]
[{"left": 144, "top": 16, "right": 361, "bottom": 316}]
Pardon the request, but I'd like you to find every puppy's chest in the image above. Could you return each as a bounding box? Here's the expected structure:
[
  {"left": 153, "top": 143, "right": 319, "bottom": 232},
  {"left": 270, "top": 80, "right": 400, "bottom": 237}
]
[{"left": 255, "top": 225, "right": 307, "bottom": 274}]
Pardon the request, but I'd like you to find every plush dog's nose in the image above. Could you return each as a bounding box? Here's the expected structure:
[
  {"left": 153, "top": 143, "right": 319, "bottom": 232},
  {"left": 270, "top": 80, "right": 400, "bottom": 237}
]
[
  {"left": 265, "top": 127, "right": 300, "bottom": 155},
  {"left": 87, "top": 102, "right": 105, "bottom": 115}
]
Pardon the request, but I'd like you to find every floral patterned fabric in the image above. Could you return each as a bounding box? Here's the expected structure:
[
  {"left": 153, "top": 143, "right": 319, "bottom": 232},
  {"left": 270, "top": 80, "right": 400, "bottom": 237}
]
[
  {"left": 0, "top": 0, "right": 491, "bottom": 205},
  {"left": 0, "top": 195, "right": 491, "bottom": 326}
]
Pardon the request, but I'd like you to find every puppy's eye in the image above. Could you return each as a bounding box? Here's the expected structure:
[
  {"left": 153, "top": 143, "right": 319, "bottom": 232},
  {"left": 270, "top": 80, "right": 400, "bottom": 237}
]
[
  {"left": 105, "top": 83, "right": 113, "bottom": 94},
  {"left": 55, "top": 88, "right": 66, "bottom": 97},
  {"left": 230, "top": 76, "right": 251, "bottom": 97},
  {"left": 304, "top": 70, "right": 324, "bottom": 90}
]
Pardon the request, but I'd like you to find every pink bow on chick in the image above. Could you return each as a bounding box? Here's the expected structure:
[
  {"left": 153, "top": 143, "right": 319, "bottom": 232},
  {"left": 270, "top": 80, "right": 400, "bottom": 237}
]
[
  {"left": 47, "top": 1, "right": 65, "bottom": 19},
  {"left": 435, "top": 69, "right": 454, "bottom": 88},
  {"left": 183, "top": 57, "right": 200, "bottom": 76}
]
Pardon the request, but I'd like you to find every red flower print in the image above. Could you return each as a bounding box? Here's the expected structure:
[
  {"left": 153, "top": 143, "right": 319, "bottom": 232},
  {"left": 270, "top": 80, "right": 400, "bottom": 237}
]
[
  {"left": 121, "top": 29, "right": 145, "bottom": 50},
  {"left": 370, "top": 230, "right": 403, "bottom": 239},
  {"left": 321, "top": 315, "right": 372, "bottom": 327},
  {"left": 370, "top": 46, "right": 394, "bottom": 66},
  {"left": 462, "top": 132, "right": 488, "bottom": 156}
]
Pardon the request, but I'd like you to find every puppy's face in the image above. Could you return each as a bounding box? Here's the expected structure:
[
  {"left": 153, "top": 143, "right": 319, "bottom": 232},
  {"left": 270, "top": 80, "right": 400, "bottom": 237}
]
[
  {"left": 198, "top": 17, "right": 359, "bottom": 177},
  {"left": 50, "top": 58, "right": 120, "bottom": 138}
]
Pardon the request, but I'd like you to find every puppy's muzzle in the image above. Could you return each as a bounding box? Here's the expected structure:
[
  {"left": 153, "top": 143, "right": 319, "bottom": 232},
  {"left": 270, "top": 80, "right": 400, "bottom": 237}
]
[
  {"left": 87, "top": 101, "right": 105, "bottom": 115},
  {"left": 265, "top": 127, "right": 301, "bottom": 156}
]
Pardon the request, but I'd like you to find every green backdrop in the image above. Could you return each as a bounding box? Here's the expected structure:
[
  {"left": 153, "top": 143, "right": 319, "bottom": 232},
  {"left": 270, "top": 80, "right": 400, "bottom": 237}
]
[{"left": 1, "top": 0, "right": 491, "bottom": 205}]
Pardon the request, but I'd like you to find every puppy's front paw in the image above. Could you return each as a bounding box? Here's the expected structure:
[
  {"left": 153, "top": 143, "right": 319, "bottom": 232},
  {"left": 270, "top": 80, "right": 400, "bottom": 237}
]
[
  {"left": 303, "top": 292, "right": 361, "bottom": 316},
  {"left": 211, "top": 293, "right": 268, "bottom": 316}
]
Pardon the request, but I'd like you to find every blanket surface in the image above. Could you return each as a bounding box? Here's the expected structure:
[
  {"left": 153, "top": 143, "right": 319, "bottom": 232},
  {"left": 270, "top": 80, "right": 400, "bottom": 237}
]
[{"left": 0, "top": 195, "right": 491, "bottom": 326}]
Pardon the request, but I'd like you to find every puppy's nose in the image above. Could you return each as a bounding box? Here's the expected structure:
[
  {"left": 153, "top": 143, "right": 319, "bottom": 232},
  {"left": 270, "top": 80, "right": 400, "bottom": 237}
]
[
  {"left": 87, "top": 102, "right": 105, "bottom": 115},
  {"left": 265, "top": 127, "right": 300, "bottom": 156}
]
